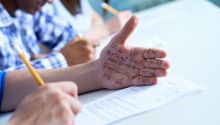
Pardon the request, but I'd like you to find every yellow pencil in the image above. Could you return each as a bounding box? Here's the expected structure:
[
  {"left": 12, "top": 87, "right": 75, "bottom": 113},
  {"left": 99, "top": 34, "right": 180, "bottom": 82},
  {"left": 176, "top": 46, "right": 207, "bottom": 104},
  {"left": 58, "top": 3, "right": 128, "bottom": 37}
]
[
  {"left": 13, "top": 45, "right": 45, "bottom": 87},
  {"left": 76, "top": 34, "right": 83, "bottom": 41},
  {"left": 101, "top": 2, "right": 119, "bottom": 15}
]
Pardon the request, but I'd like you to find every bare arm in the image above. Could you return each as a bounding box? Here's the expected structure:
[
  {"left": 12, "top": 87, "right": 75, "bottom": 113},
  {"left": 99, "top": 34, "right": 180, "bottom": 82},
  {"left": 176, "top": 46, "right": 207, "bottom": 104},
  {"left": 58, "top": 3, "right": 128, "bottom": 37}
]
[{"left": 1, "top": 60, "right": 101, "bottom": 112}]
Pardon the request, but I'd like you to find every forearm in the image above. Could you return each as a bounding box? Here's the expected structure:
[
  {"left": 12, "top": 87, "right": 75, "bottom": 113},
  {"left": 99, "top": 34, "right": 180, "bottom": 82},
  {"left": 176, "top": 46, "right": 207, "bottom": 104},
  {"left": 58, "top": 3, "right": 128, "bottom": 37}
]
[
  {"left": 41, "top": 60, "right": 102, "bottom": 94},
  {"left": 1, "top": 60, "right": 102, "bottom": 112}
]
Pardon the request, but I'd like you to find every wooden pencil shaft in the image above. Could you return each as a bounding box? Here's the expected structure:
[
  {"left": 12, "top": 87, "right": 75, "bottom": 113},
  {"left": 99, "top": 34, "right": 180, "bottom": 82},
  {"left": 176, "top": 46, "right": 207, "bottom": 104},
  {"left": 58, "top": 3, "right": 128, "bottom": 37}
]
[{"left": 19, "top": 53, "right": 45, "bottom": 86}]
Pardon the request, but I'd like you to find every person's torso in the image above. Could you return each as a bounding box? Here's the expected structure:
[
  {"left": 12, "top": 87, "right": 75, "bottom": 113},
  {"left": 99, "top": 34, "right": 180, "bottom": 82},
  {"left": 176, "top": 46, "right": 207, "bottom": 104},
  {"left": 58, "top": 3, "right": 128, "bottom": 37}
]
[{"left": 0, "top": 4, "right": 41, "bottom": 70}]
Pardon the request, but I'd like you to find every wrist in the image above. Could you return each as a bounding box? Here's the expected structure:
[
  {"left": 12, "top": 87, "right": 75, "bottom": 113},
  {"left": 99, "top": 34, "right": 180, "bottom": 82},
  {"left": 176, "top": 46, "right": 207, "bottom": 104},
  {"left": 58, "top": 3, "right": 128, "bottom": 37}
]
[
  {"left": 80, "top": 59, "right": 104, "bottom": 91},
  {"left": 66, "top": 59, "right": 104, "bottom": 94},
  {"left": 89, "top": 59, "right": 104, "bottom": 90}
]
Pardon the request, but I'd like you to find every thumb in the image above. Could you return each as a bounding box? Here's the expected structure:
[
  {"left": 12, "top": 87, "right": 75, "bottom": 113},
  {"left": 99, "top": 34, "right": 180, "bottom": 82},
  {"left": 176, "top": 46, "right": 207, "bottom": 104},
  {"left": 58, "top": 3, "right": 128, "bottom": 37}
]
[{"left": 112, "top": 16, "right": 138, "bottom": 45}]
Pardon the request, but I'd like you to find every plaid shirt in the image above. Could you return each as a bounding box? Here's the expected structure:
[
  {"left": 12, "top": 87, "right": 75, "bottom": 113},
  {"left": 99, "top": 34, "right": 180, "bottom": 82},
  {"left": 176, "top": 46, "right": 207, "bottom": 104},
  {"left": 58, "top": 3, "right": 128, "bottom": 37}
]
[{"left": 0, "top": 3, "right": 76, "bottom": 71}]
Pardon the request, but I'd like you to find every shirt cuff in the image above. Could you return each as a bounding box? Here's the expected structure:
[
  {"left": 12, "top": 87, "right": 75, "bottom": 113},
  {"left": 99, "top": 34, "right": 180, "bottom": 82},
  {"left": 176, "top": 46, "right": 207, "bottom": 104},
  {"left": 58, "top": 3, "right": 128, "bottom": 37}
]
[
  {"left": 6, "top": 52, "right": 68, "bottom": 70},
  {"left": 51, "top": 52, "right": 68, "bottom": 68},
  {"left": 0, "top": 71, "right": 7, "bottom": 109},
  {"left": 52, "top": 41, "right": 67, "bottom": 52},
  {"left": 38, "top": 52, "right": 68, "bottom": 69}
]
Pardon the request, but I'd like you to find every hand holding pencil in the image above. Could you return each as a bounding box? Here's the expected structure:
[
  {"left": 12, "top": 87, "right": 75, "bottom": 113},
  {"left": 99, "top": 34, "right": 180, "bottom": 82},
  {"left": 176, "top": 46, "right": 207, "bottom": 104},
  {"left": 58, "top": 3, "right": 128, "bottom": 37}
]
[
  {"left": 9, "top": 82, "right": 81, "bottom": 125},
  {"left": 101, "top": 2, "right": 119, "bottom": 15},
  {"left": 60, "top": 35, "right": 96, "bottom": 66},
  {"left": 101, "top": 2, "right": 133, "bottom": 33}
]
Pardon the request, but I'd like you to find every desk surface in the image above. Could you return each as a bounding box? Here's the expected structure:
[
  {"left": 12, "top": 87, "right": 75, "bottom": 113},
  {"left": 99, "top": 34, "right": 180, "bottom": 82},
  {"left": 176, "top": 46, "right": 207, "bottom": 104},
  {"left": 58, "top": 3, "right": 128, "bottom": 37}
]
[{"left": 1, "top": 0, "right": 220, "bottom": 124}]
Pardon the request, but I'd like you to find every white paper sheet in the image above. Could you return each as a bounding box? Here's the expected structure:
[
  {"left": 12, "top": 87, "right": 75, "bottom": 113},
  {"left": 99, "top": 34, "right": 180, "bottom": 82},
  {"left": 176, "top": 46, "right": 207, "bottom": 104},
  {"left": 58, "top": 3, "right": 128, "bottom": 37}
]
[{"left": 75, "top": 75, "right": 204, "bottom": 125}]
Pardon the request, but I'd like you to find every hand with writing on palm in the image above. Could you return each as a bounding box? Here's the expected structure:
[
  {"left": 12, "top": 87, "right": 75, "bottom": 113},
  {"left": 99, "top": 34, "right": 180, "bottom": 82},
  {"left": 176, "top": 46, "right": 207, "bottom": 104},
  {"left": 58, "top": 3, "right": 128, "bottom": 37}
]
[{"left": 98, "top": 16, "right": 170, "bottom": 89}]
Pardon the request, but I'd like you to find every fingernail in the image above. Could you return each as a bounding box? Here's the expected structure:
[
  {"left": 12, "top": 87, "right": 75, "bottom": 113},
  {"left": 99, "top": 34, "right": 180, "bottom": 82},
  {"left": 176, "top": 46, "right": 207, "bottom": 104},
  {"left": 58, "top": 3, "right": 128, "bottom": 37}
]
[
  {"left": 150, "top": 78, "right": 157, "bottom": 85},
  {"left": 162, "top": 61, "right": 170, "bottom": 69}
]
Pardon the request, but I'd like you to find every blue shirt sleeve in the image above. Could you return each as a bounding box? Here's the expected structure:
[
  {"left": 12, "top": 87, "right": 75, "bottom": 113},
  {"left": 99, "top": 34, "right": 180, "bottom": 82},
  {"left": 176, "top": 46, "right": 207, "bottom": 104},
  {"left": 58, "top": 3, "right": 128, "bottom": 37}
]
[
  {"left": 0, "top": 71, "right": 7, "bottom": 108},
  {"left": 34, "top": 4, "right": 77, "bottom": 51}
]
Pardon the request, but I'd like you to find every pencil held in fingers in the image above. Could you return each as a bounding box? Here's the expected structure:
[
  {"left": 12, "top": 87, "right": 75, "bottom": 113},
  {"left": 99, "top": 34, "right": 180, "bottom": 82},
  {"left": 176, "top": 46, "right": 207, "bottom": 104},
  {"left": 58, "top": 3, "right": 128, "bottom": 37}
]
[
  {"left": 76, "top": 34, "right": 84, "bottom": 41},
  {"left": 101, "top": 2, "right": 119, "bottom": 15},
  {"left": 13, "top": 45, "right": 45, "bottom": 86}
]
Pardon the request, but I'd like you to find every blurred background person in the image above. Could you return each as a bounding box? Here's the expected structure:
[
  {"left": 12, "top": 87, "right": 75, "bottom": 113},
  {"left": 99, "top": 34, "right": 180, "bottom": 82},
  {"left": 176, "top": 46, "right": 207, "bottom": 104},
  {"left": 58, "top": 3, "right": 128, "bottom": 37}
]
[
  {"left": 0, "top": 0, "right": 96, "bottom": 71},
  {"left": 48, "top": 0, "right": 133, "bottom": 46}
]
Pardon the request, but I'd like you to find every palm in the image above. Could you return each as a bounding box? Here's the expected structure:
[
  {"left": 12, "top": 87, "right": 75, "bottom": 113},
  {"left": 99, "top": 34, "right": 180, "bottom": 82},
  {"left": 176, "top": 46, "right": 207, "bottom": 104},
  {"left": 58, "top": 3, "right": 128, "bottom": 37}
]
[{"left": 98, "top": 16, "right": 169, "bottom": 89}]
